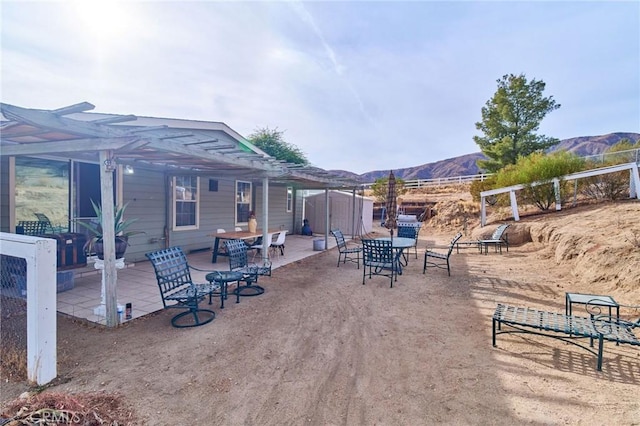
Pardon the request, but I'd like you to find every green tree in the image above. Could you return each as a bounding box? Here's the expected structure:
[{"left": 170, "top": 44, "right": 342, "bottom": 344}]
[
  {"left": 474, "top": 73, "right": 561, "bottom": 173},
  {"left": 247, "top": 127, "right": 308, "bottom": 165},
  {"left": 370, "top": 176, "right": 407, "bottom": 203}
]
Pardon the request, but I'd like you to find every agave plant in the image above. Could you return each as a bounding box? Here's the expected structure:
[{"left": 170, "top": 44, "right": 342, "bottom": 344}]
[{"left": 76, "top": 200, "right": 143, "bottom": 259}]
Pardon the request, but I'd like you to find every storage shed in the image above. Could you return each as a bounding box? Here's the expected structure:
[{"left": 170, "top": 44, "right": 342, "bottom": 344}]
[{"left": 303, "top": 190, "right": 373, "bottom": 236}]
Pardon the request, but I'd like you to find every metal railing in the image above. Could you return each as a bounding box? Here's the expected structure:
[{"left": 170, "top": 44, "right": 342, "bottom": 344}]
[{"left": 582, "top": 148, "right": 639, "bottom": 165}]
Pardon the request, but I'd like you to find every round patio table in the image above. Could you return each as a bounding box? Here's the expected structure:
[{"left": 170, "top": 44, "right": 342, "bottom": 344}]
[{"left": 205, "top": 271, "right": 245, "bottom": 308}]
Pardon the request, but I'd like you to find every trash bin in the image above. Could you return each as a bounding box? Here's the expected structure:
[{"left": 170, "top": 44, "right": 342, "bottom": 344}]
[{"left": 313, "top": 239, "right": 325, "bottom": 251}]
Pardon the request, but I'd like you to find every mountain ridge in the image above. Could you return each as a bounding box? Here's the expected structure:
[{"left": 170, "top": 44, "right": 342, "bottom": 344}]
[{"left": 330, "top": 132, "right": 639, "bottom": 182}]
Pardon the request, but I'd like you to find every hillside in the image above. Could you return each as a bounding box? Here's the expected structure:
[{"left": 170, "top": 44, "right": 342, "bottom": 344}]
[{"left": 331, "top": 132, "right": 639, "bottom": 182}]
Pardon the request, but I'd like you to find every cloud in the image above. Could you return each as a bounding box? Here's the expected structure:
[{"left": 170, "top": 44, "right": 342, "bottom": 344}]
[{"left": 1, "top": 1, "right": 638, "bottom": 174}]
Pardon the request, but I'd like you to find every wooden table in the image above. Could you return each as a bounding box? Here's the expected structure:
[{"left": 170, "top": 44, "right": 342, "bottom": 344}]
[{"left": 209, "top": 229, "right": 285, "bottom": 263}]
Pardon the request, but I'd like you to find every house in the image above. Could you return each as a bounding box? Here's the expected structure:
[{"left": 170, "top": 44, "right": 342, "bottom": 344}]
[{"left": 0, "top": 101, "right": 362, "bottom": 326}]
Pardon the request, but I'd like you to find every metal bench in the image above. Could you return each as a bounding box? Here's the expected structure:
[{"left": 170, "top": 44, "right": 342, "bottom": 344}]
[
  {"left": 492, "top": 303, "right": 640, "bottom": 371},
  {"left": 146, "top": 246, "right": 220, "bottom": 328}
]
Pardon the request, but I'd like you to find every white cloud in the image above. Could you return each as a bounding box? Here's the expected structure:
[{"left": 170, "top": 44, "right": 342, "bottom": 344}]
[{"left": 1, "top": 1, "right": 638, "bottom": 174}]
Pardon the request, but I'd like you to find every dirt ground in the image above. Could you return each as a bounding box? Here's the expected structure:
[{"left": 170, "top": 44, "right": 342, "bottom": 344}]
[{"left": 2, "top": 200, "right": 640, "bottom": 425}]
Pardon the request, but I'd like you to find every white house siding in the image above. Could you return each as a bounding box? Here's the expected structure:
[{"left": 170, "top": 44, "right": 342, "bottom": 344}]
[
  {"left": 164, "top": 176, "right": 237, "bottom": 255},
  {"left": 120, "top": 168, "right": 167, "bottom": 262},
  {"left": 120, "top": 173, "right": 301, "bottom": 260},
  {"left": 252, "top": 183, "right": 293, "bottom": 233}
]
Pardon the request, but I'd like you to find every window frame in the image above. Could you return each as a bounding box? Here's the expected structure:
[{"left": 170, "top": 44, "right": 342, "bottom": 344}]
[
  {"left": 235, "top": 180, "right": 252, "bottom": 225},
  {"left": 172, "top": 176, "right": 200, "bottom": 231},
  {"left": 286, "top": 186, "right": 293, "bottom": 213}
]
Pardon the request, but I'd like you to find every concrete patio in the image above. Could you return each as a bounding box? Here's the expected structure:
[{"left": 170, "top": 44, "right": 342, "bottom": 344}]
[{"left": 56, "top": 234, "right": 343, "bottom": 325}]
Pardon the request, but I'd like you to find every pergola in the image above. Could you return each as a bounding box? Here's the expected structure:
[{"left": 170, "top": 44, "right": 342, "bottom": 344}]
[{"left": 1, "top": 102, "right": 361, "bottom": 327}]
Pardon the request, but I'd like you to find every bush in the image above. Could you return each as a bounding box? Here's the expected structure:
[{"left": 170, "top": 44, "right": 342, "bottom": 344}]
[
  {"left": 493, "top": 151, "right": 584, "bottom": 211},
  {"left": 578, "top": 140, "right": 638, "bottom": 201}
]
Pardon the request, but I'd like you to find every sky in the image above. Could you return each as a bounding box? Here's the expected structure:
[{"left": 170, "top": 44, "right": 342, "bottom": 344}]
[{"left": 1, "top": 1, "right": 639, "bottom": 175}]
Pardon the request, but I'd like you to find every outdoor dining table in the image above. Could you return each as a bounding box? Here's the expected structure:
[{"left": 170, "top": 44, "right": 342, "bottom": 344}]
[
  {"left": 375, "top": 236, "right": 415, "bottom": 274},
  {"left": 209, "top": 229, "right": 285, "bottom": 263}
]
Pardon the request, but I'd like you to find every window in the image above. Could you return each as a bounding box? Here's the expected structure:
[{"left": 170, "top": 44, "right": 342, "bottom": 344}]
[
  {"left": 173, "top": 176, "right": 199, "bottom": 229},
  {"left": 286, "top": 187, "right": 293, "bottom": 212},
  {"left": 236, "top": 181, "right": 252, "bottom": 224}
]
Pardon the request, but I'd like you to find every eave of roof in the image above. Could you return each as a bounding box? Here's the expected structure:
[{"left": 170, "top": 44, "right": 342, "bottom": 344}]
[{"left": 1, "top": 102, "right": 362, "bottom": 189}]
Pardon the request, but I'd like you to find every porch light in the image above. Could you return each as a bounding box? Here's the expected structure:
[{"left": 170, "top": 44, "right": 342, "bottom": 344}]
[{"left": 125, "top": 164, "right": 134, "bottom": 174}]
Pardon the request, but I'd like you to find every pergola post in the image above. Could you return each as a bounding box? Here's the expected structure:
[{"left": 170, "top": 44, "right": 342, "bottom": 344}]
[
  {"left": 261, "top": 177, "right": 269, "bottom": 262},
  {"left": 99, "top": 150, "right": 119, "bottom": 327}
]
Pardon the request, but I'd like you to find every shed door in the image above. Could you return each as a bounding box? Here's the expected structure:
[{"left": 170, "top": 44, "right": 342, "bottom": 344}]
[{"left": 330, "top": 195, "right": 352, "bottom": 234}]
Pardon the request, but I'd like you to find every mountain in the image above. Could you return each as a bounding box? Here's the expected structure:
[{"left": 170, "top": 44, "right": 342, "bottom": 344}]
[{"left": 330, "top": 132, "right": 639, "bottom": 182}]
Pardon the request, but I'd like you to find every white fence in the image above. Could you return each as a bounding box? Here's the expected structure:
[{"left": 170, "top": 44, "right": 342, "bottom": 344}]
[
  {"left": 365, "top": 148, "right": 640, "bottom": 189},
  {"left": 0, "top": 233, "right": 57, "bottom": 384}
]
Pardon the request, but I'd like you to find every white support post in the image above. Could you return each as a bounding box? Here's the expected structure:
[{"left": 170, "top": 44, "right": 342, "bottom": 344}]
[
  {"left": 93, "top": 258, "right": 125, "bottom": 319},
  {"left": 480, "top": 196, "right": 486, "bottom": 227},
  {"left": 0, "top": 233, "right": 57, "bottom": 385},
  {"left": 509, "top": 190, "right": 520, "bottom": 222},
  {"left": 261, "top": 177, "right": 269, "bottom": 262},
  {"left": 28, "top": 238, "right": 57, "bottom": 384},
  {"left": 553, "top": 178, "right": 562, "bottom": 211},
  {"left": 630, "top": 163, "right": 640, "bottom": 199},
  {"left": 99, "top": 150, "right": 119, "bottom": 327},
  {"left": 324, "top": 189, "right": 329, "bottom": 249}
]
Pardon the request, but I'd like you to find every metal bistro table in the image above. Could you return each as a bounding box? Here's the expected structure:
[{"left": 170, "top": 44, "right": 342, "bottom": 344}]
[
  {"left": 209, "top": 229, "right": 285, "bottom": 263},
  {"left": 565, "top": 292, "right": 620, "bottom": 320},
  {"left": 375, "top": 237, "right": 415, "bottom": 274}
]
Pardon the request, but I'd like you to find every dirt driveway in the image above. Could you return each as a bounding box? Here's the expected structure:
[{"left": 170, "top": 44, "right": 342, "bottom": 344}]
[{"left": 3, "top": 211, "right": 640, "bottom": 425}]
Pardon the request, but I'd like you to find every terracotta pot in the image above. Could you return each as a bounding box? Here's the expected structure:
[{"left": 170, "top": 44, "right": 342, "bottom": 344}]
[{"left": 94, "top": 236, "right": 129, "bottom": 260}]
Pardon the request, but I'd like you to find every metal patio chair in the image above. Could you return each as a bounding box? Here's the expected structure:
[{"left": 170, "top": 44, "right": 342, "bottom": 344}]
[
  {"left": 16, "top": 220, "right": 48, "bottom": 236},
  {"left": 330, "top": 229, "right": 361, "bottom": 269},
  {"left": 146, "top": 246, "right": 220, "bottom": 328},
  {"left": 423, "top": 232, "right": 463, "bottom": 277},
  {"left": 225, "top": 239, "right": 271, "bottom": 302},
  {"left": 361, "top": 239, "right": 400, "bottom": 288},
  {"left": 397, "top": 224, "right": 420, "bottom": 261}
]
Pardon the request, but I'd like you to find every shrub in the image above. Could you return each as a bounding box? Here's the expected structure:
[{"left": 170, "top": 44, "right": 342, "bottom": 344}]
[
  {"left": 493, "top": 151, "right": 584, "bottom": 210},
  {"left": 578, "top": 140, "right": 639, "bottom": 201}
]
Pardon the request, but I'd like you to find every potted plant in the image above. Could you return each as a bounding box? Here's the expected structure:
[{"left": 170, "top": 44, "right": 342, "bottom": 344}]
[{"left": 76, "top": 200, "right": 143, "bottom": 259}]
